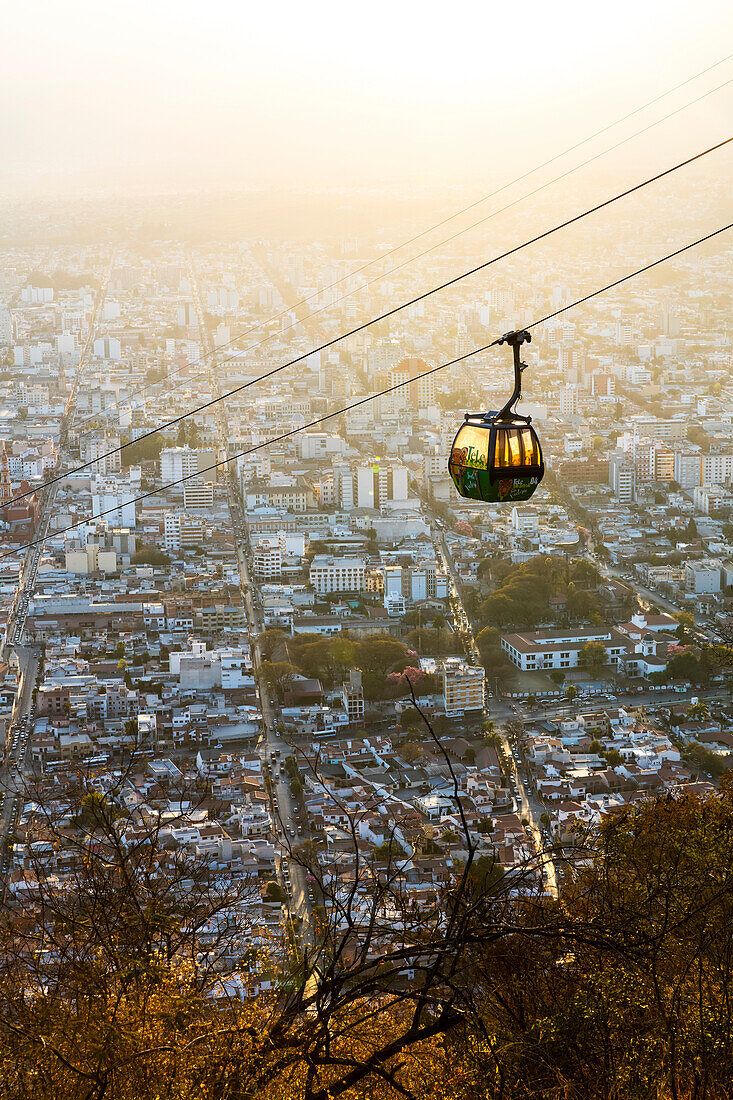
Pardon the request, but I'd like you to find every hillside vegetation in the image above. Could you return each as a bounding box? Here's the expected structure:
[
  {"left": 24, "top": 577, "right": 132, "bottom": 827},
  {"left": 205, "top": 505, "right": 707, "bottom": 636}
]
[{"left": 2, "top": 785, "right": 733, "bottom": 1098}]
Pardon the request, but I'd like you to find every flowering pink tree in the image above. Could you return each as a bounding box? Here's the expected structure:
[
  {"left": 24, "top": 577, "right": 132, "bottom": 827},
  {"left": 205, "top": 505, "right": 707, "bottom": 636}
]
[{"left": 386, "top": 666, "right": 428, "bottom": 698}]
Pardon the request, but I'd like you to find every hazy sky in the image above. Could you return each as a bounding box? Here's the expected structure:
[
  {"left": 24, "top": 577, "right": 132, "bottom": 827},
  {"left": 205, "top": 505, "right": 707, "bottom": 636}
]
[{"left": 3, "top": 0, "right": 733, "bottom": 196}]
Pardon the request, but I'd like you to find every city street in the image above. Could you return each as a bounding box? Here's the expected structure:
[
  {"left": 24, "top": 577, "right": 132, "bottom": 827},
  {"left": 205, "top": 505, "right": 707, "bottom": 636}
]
[
  {"left": 429, "top": 519, "right": 559, "bottom": 896},
  {"left": 189, "top": 259, "right": 315, "bottom": 949}
]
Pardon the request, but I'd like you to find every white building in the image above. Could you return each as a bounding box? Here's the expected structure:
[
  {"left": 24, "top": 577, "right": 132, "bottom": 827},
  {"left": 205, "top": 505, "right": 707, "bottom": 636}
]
[
  {"left": 351, "top": 463, "right": 409, "bottom": 510},
  {"left": 511, "top": 507, "right": 539, "bottom": 534},
  {"left": 253, "top": 541, "right": 282, "bottom": 580},
  {"left": 558, "top": 386, "right": 579, "bottom": 416},
  {"left": 160, "top": 446, "right": 199, "bottom": 483},
  {"left": 609, "top": 452, "right": 635, "bottom": 502},
  {"left": 309, "top": 555, "right": 366, "bottom": 595},
  {"left": 163, "top": 512, "right": 204, "bottom": 553},
  {"left": 685, "top": 561, "right": 721, "bottom": 595},
  {"left": 65, "top": 544, "right": 117, "bottom": 575},
  {"left": 298, "top": 433, "right": 346, "bottom": 460},
  {"left": 501, "top": 627, "right": 627, "bottom": 672},
  {"left": 91, "top": 482, "right": 136, "bottom": 528},
  {"left": 693, "top": 485, "right": 732, "bottom": 516},
  {"left": 81, "top": 434, "right": 121, "bottom": 476},
  {"left": 93, "top": 336, "right": 121, "bottom": 360}
]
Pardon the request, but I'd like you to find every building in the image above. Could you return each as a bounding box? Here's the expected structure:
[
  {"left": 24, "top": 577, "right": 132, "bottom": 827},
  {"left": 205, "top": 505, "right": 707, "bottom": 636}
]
[
  {"left": 245, "top": 482, "right": 309, "bottom": 512},
  {"left": 65, "top": 543, "right": 117, "bottom": 575},
  {"left": 92, "top": 336, "right": 121, "bottom": 360},
  {"left": 160, "top": 446, "right": 200, "bottom": 483},
  {"left": 380, "top": 560, "right": 447, "bottom": 607},
  {"left": 309, "top": 555, "right": 366, "bottom": 595},
  {"left": 511, "top": 506, "right": 539, "bottom": 534},
  {"left": 442, "top": 659, "right": 485, "bottom": 717},
  {"left": 342, "top": 669, "right": 365, "bottom": 724},
  {"left": 298, "top": 433, "right": 346, "bottom": 460},
  {"left": 501, "top": 627, "right": 627, "bottom": 672},
  {"left": 693, "top": 485, "right": 733, "bottom": 516},
  {"left": 558, "top": 386, "right": 579, "bottom": 416},
  {"left": 609, "top": 452, "right": 635, "bottom": 503},
  {"left": 253, "top": 540, "right": 282, "bottom": 580},
  {"left": 633, "top": 417, "right": 686, "bottom": 442},
  {"left": 354, "top": 463, "right": 409, "bottom": 510},
  {"left": 163, "top": 512, "right": 205, "bottom": 553},
  {"left": 685, "top": 561, "right": 721, "bottom": 595},
  {"left": 702, "top": 453, "right": 733, "bottom": 485},
  {"left": 81, "top": 433, "right": 121, "bottom": 476},
  {"left": 183, "top": 480, "right": 214, "bottom": 510},
  {"left": 390, "top": 356, "right": 436, "bottom": 409}
]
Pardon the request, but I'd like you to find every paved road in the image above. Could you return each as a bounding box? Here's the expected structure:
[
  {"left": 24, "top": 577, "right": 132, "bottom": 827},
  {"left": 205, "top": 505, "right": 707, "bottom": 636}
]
[
  {"left": 188, "top": 259, "right": 314, "bottom": 950},
  {"left": 429, "top": 520, "right": 558, "bottom": 897},
  {"left": 0, "top": 646, "right": 39, "bottom": 883},
  {"left": 0, "top": 264, "right": 111, "bottom": 888}
]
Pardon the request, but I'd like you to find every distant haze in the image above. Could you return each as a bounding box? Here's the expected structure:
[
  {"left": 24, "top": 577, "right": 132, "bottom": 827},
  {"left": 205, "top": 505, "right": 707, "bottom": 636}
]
[{"left": 2, "top": 0, "right": 733, "bottom": 198}]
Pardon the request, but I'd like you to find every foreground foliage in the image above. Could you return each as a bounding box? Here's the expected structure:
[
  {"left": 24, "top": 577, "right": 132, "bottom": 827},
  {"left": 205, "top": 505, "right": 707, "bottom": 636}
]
[{"left": 3, "top": 769, "right": 733, "bottom": 1097}]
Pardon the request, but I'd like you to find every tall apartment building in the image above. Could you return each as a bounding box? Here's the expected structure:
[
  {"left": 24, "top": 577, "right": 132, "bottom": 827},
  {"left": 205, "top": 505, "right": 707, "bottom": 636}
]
[
  {"left": 609, "top": 452, "right": 635, "bottom": 502},
  {"left": 673, "top": 451, "right": 733, "bottom": 490},
  {"left": 309, "top": 555, "right": 366, "bottom": 595},
  {"left": 389, "top": 356, "right": 436, "bottom": 409},
  {"left": 674, "top": 451, "right": 703, "bottom": 489},
  {"left": 183, "top": 480, "right": 214, "bottom": 510},
  {"left": 684, "top": 561, "right": 721, "bottom": 594},
  {"left": 0, "top": 308, "right": 13, "bottom": 345},
  {"left": 381, "top": 561, "right": 448, "bottom": 607},
  {"left": 442, "top": 659, "right": 485, "bottom": 717},
  {"left": 81, "top": 433, "right": 121, "bottom": 476},
  {"left": 703, "top": 453, "right": 733, "bottom": 485},
  {"left": 355, "top": 463, "right": 409, "bottom": 510},
  {"left": 253, "top": 540, "right": 283, "bottom": 580},
  {"left": 93, "top": 336, "right": 121, "bottom": 360},
  {"left": 635, "top": 442, "right": 675, "bottom": 482},
  {"left": 342, "top": 669, "right": 365, "bottom": 724},
  {"left": 160, "top": 446, "right": 200, "bottom": 483},
  {"left": 558, "top": 386, "right": 579, "bottom": 416},
  {"left": 164, "top": 512, "right": 205, "bottom": 553}
]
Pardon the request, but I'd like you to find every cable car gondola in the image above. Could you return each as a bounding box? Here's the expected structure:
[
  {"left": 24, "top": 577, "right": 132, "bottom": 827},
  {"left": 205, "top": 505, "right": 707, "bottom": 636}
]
[{"left": 448, "top": 328, "right": 544, "bottom": 504}]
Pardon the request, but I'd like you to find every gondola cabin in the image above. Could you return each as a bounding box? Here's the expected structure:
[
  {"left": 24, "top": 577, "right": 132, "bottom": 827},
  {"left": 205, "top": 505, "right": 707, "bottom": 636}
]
[
  {"left": 448, "top": 414, "right": 544, "bottom": 503},
  {"left": 447, "top": 328, "right": 544, "bottom": 503}
]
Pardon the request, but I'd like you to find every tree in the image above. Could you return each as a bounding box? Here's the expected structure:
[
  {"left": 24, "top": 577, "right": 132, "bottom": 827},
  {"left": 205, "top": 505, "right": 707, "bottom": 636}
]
[
  {"left": 131, "top": 546, "right": 170, "bottom": 568},
  {"left": 11, "top": 707, "right": 733, "bottom": 1097},
  {"left": 121, "top": 432, "right": 169, "bottom": 467},
  {"left": 580, "top": 640, "right": 607, "bottom": 678},
  {"left": 549, "top": 670, "right": 565, "bottom": 687},
  {"left": 566, "top": 588, "right": 601, "bottom": 622},
  {"left": 263, "top": 880, "right": 286, "bottom": 903},
  {"left": 260, "top": 661, "right": 300, "bottom": 697},
  {"left": 674, "top": 610, "right": 696, "bottom": 642},
  {"left": 504, "top": 718, "right": 524, "bottom": 744},
  {"left": 565, "top": 684, "right": 578, "bottom": 702},
  {"left": 687, "top": 700, "right": 711, "bottom": 722}
]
